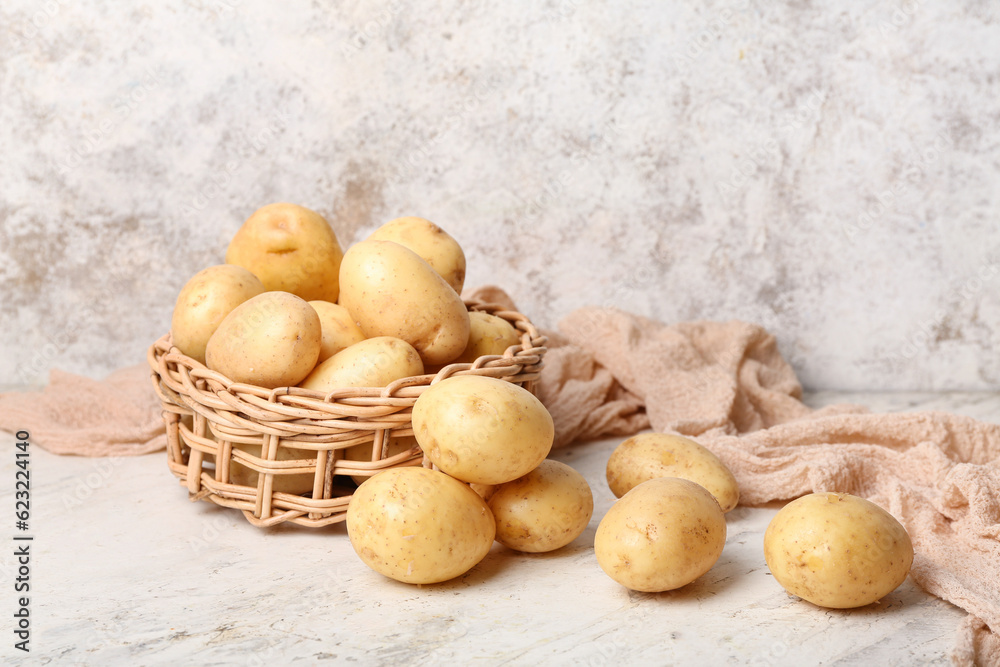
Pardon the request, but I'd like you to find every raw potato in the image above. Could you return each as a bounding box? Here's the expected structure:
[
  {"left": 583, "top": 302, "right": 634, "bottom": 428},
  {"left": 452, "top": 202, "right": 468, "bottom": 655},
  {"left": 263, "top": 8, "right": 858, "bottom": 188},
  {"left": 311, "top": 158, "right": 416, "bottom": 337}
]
[
  {"left": 339, "top": 240, "right": 470, "bottom": 365},
  {"left": 488, "top": 460, "right": 594, "bottom": 553},
  {"left": 454, "top": 311, "right": 522, "bottom": 364},
  {"left": 205, "top": 291, "right": 322, "bottom": 389},
  {"left": 308, "top": 300, "right": 365, "bottom": 362},
  {"left": 170, "top": 265, "right": 265, "bottom": 364},
  {"left": 763, "top": 492, "right": 914, "bottom": 609},
  {"left": 299, "top": 337, "right": 423, "bottom": 391},
  {"left": 367, "top": 216, "right": 467, "bottom": 293},
  {"left": 470, "top": 483, "right": 497, "bottom": 502},
  {"left": 343, "top": 435, "right": 420, "bottom": 485},
  {"left": 412, "top": 375, "right": 554, "bottom": 485},
  {"left": 226, "top": 202, "right": 344, "bottom": 302},
  {"left": 606, "top": 433, "right": 740, "bottom": 512},
  {"left": 595, "top": 477, "right": 727, "bottom": 592},
  {"left": 229, "top": 443, "right": 316, "bottom": 495},
  {"left": 346, "top": 466, "right": 496, "bottom": 584}
]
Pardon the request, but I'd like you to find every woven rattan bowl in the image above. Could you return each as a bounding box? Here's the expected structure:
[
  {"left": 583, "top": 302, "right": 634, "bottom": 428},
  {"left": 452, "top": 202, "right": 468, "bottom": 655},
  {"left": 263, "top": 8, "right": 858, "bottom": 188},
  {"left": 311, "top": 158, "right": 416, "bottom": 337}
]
[{"left": 148, "top": 298, "right": 547, "bottom": 528}]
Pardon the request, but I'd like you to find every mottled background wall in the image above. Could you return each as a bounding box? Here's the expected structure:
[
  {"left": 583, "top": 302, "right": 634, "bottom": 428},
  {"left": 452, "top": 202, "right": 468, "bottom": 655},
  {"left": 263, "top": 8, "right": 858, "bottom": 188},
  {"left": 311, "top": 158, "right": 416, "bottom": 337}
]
[{"left": 2, "top": 0, "right": 998, "bottom": 390}]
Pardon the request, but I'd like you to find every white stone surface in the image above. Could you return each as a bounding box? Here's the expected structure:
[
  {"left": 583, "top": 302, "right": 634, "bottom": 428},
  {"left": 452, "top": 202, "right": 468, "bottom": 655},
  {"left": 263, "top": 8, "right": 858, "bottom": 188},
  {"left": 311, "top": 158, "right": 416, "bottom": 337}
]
[
  {"left": 2, "top": 391, "right": 995, "bottom": 665},
  {"left": 2, "top": 1, "right": 1000, "bottom": 391}
]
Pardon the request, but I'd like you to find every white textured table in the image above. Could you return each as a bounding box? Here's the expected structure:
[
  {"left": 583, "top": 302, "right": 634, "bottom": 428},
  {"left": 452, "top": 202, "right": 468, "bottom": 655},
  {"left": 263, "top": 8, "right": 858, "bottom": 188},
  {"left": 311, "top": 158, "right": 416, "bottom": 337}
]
[{"left": 2, "top": 392, "right": 996, "bottom": 666}]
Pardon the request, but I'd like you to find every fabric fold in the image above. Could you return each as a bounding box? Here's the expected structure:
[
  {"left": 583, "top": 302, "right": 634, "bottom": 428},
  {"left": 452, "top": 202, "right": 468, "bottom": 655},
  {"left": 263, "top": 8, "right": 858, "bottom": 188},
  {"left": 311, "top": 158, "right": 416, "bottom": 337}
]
[{"left": 0, "top": 364, "right": 165, "bottom": 457}]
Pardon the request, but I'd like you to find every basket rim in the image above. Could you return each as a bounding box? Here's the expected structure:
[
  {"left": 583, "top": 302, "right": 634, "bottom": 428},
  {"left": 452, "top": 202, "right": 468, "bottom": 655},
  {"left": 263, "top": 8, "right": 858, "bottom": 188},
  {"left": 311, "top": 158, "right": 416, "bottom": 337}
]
[{"left": 149, "top": 297, "right": 547, "bottom": 405}]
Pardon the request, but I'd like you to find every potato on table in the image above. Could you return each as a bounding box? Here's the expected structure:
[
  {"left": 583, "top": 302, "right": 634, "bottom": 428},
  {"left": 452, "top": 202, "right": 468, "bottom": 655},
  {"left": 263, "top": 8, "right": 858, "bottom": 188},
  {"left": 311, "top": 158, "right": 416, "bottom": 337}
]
[
  {"left": 347, "top": 467, "right": 495, "bottom": 584},
  {"left": 764, "top": 492, "right": 913, "bottom": 608},
  {"left": 595, "top": 477, "right": 727, "bottom": 592},
  {"left": 488, "top": 459, "right": 593, "bottom": 553}
]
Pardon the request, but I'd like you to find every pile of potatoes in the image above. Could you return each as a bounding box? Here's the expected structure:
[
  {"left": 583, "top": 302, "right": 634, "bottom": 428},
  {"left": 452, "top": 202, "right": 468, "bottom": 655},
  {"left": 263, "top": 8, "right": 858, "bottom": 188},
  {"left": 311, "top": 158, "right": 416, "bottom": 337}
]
[
  {"left": 595, "top": 433, "right": 738, "bottom": 592},
  {"left": 168, "top": 202, "right": 594, "bottom": 582},
  {"left": 171, "top": 202, "right": 525, "bottom": 393},
  {"left": 170, "top": 203, "right": 525, "bottom": 494},
  {"left": 347, "top": 375, "right": 595, "bottom": 584}
]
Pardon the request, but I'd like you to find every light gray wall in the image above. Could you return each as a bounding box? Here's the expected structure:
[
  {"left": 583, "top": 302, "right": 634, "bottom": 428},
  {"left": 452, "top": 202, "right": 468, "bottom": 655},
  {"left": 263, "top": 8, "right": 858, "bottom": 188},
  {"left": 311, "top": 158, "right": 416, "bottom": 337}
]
[{"left": 2, "top": 1, "right": 999, "bottom": 390}]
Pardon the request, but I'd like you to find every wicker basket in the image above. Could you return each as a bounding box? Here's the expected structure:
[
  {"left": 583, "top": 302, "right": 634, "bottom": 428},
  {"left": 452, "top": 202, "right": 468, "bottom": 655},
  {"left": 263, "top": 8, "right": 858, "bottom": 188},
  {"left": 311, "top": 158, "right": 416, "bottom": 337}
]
[{"left": 147, "top": 298, "right": 547, "bottom": 528}]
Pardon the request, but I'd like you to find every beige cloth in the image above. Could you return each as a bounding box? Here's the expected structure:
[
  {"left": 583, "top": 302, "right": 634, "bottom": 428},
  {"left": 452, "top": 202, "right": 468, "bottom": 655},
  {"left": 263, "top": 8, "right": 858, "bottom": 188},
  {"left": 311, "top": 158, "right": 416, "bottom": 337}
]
[
  {"left": 544, "top": 304, "right": 1000, "bottom": 667},
  {"left": 0, "top": 365, "right": 165, "bottom": 457},
  {"left": 469, "top": 287, "right": 999, "bottom": 665},
  {"left": 2, "top": 286, "right": 998, "bottom": 664}
]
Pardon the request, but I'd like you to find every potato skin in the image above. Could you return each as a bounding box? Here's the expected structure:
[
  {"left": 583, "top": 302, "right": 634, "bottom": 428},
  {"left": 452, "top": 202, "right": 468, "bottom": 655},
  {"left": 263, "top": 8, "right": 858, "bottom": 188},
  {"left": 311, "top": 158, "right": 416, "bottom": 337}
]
[
  {"left": 308, "top": 300, "right": 365, "bottom": 362},
  {"left": 606, "top": 433, "right": 740, "bottom": 512},
  {"left": 346, "top": 467, "right": 496, "bottom": 584},
  {"left": 469, "top": 483, "right": 497, "bottom": 502},
  {"left": 488, "top": 460, "right": 594, "bottom": 553},
  {"left": 170, "top": 265, "right": 265, "bottom": 364},
  {"left": 205, "top": 291, "right": 322, "bottom": 389},
  {"left": 412, "top": 375, "right": 554, "bottom": 485},
  {"left": 226, "top": 202, "right": 344, "bottom": 302},
  {"left": 298, "top": 337, "right": 423, "bottom": 391},
  {"left": 367, "top": 216, "right": 466, "bottom": 293},
  {"left": 595, "top": 477, "right": 727, "bottom": 592},
  {"left": 455, "top": 311, "right": 522, "bottom": 364},
  {"left": 338, "top": 240, "right": 471, "bottom": 366},
  {"left": 763, "top": 492, "right": 913, "bottom": 609}
]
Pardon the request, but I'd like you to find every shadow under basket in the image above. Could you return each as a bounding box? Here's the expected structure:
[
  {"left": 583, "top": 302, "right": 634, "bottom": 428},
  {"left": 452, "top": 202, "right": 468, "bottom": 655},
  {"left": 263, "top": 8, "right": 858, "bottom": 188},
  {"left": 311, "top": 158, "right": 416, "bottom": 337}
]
[{"left": 147, "top": 298, "right": 547, "bottom": 528}]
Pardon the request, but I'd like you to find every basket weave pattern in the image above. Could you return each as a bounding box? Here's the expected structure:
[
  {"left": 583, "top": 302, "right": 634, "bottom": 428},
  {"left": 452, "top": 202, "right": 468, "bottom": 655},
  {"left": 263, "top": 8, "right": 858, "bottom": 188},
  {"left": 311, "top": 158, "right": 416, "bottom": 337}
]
[{"left": 147, "top": 299, "right": 547, "bottom": 528}]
